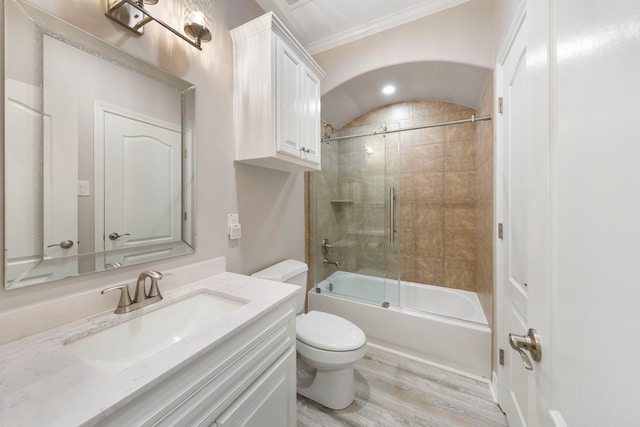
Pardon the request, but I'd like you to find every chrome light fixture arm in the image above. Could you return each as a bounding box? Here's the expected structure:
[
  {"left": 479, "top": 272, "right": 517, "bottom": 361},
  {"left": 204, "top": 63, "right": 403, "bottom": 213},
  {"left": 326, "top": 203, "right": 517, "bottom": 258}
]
[{"left": 105, "top": 0, "right": 211, "bottom": 50}]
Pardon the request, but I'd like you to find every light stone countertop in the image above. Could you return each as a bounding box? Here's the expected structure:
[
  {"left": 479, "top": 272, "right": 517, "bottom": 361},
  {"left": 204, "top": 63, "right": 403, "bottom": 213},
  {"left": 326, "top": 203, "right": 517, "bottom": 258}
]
[{"left": 0, "top": 272, "right": 298, "bottom": 427}]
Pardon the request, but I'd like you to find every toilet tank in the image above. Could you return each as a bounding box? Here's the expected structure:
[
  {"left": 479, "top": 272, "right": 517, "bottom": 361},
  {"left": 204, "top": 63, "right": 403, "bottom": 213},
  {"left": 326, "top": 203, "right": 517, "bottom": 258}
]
[{"left": 251, "top": 259, "right": 308, "bottom": 314}]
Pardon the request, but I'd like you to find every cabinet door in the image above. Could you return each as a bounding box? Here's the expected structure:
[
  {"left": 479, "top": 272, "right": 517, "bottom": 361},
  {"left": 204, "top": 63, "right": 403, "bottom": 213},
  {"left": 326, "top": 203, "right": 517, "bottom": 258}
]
[
  {"left": 300, "top": 67, "right": 321, "bottom": 165},
  {"left": 214, "top": 348, "right": 296, "bottom": 427},
  {"left": 275, "top": 37, "right": 302, "bottom": 159}
]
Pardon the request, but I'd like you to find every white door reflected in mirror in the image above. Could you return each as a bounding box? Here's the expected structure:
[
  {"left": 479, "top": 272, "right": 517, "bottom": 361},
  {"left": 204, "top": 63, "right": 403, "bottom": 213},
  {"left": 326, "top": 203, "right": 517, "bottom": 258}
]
[{"left": 96, "top": 105, "right": 183, "bottom": 269}]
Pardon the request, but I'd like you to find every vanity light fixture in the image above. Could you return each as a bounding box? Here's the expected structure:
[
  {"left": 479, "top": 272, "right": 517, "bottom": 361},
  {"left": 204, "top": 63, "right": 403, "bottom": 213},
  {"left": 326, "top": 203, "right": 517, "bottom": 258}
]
[{"left": 105, "top": 0, "right": 212, "bottom": 50}]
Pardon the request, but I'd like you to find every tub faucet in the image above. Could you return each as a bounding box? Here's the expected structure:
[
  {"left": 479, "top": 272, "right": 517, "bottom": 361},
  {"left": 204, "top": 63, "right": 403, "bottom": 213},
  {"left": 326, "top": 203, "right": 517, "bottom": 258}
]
[{"left": 323, "top": 258, "right": 340, "bottom": 268}]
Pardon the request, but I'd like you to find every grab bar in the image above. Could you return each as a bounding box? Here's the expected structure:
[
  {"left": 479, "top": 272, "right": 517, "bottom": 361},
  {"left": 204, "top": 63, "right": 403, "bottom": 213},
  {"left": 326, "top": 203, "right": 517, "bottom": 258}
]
[{"left": 389, "top": 186, "right": 396, "bottom": 244}]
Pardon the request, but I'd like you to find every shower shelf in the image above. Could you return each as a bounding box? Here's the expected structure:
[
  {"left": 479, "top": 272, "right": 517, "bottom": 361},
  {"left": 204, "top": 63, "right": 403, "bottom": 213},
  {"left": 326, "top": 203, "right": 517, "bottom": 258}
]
[{"left": 329, "top": 200, "right": 353, "bottom": 203}]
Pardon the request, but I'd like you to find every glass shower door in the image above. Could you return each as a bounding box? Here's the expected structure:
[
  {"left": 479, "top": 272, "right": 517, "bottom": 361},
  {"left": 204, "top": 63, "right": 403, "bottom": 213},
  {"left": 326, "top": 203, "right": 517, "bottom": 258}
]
[{"left": 314, "top": 122, "right": 400, "bottom": 307}]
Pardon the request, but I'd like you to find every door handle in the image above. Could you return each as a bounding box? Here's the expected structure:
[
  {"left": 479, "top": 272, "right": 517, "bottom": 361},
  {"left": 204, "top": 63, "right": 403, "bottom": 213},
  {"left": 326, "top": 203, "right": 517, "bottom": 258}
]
[
  {"left": 389, "top": 186, "right": 396, "bottom": 244},
  {"left": 509, "top": 328, "right": 542, "bottom": 370},
  {"left": 109, "top": 232, "right": 130, "bottom": 240},
  {"left": 47, "top": 240, "right": 74, "bottom": 249}
]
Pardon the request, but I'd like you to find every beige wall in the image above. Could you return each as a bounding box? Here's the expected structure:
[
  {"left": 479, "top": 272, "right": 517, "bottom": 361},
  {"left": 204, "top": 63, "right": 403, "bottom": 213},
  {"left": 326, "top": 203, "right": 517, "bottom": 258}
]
[
  {"left": 0, "top": 1, "right": 305, "bottom": 317},
  {"left": 313, "top": 0, "right": 495, "bottom": 95},
  {"left": 493, "top": 0, "right": 525, "bottom": 55}
]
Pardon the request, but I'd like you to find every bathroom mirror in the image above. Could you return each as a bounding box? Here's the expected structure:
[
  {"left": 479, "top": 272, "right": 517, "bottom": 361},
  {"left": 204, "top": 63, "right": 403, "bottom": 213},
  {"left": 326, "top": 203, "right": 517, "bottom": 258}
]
[{"left": 4, "top": 0, "right": 197, "bottom": 289}]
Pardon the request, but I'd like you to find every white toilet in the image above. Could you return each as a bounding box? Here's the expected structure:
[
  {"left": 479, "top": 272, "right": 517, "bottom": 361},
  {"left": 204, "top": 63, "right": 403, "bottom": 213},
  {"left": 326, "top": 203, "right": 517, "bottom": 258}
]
[{"left": 252, "top": 259, "right": 367, "bottom": 410}]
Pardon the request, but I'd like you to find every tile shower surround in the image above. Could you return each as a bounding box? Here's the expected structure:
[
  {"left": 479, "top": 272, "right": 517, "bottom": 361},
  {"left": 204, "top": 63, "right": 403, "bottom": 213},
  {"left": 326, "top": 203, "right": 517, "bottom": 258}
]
[{"left": 314, "top": 94, "right": 494, "bottom": 326}]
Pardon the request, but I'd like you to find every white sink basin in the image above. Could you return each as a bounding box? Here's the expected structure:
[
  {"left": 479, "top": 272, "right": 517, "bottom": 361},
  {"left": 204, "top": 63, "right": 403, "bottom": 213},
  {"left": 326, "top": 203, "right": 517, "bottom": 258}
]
[{"left": 65, "top": 292, "right": 247, "bottom": 375}]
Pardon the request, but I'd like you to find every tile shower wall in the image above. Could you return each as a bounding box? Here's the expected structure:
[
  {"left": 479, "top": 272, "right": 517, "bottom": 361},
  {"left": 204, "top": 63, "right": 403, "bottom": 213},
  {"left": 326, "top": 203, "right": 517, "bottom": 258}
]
[
  {"left": 346, "top": 101, "right": 479, "bottom": 292},
  {"left": 313, "top": 96, "right": 494, "bottom": 306},
  {"left": 475, "top": 75, "right": 494, "bottom": 328}
]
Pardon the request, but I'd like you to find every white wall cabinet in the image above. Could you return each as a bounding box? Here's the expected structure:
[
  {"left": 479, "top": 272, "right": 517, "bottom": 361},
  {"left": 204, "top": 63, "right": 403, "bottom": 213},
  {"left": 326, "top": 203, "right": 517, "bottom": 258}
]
[
  {"left": 231, "top": 12, "right": 325, "bottom": 172},
  {"left": 95, "top": 301, "right": 297, "bottom": 426}
]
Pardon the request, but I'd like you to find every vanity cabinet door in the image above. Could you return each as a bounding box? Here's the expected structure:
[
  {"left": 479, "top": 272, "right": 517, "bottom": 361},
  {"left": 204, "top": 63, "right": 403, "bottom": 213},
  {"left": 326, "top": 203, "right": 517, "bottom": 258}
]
[
  {"left": 213, "top": 348, "right": 296, "bottom": 427},
  {"left": 299, "top": 66, "right": 321, "bottom": 165},
  {"left": 275, "top": 36, "right": 302, "bottom": 159}
]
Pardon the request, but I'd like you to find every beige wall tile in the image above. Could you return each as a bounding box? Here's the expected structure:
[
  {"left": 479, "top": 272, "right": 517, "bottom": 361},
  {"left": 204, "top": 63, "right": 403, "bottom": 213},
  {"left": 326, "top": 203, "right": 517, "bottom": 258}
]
[
  {"left": 400, "top": 146, "right": 415, "bottom": 173},
  {"left": 416, "top": 229, "right": 444, "bottom": 258},
  {"left": 400, "top": 201, "right": 415, "bottom": 228},
  {"left": 400, "top": 174, "right": 414, "bottom": 199},
  {"left": 445, "top": 122, "right": 477, "bottom": 141},
  {"left": 476, "top": 157, "right": 494, "bottom": 201},
  {"left": 400, "top": 252, "right": 417, "bottom": 282},
  {"left": 413, "top": 100, "right": 447, "bottom": 117},
  {"left": 444, "top": 103, "right": 475, "bottom": 115},
  {"left": 445, "top": 171, "right": 476, "bottom": 200},
  {"left": 400, "top": 229, "right": 417, "bottom": 257},
  {"left": 444, "top": 259, "right": 476, "bottom": 291},
  {"left": 377, "top": 102, "right": 414, "bottom": 123},
  {"left": 412, "top": 143, "right": 444, "bottom": 172},
  {"left": 445, "top": 139, "right": 476, "bottom": 172},
  {"left": 476, "top": 200, "right": 493, "bottom": 241},
  {"left": 476, "top": 121, "right": 493, "bottom": 166},
  {"left": 407, "top": 126, "right": 446, "bottom": 145},
  {"left": 414, "top": 172, "right": 445, "bottom": 200},
  {"left": 445, "top": 204, "right": 476, "bottom": 232},
  {"left": 416, "top": 257, "right": 444, "bottom": 286},
  {"left": 476, "top": 237, "right": 493, "bottom": 326},
  {"left": 444, "top": 230, "right": 477, "bottom": 261},
  {"left": 413, "top": 202, "right": 444, "bottom": 229}
]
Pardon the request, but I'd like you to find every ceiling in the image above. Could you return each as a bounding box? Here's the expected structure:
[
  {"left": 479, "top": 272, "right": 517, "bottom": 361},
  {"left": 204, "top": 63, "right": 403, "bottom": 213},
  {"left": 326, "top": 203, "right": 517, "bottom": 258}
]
[
  {"left": 255, "top": 0, "right": 490, "bottom": 129},
  {"left": 322, "top": 61, "right": 491, "bottom": 129},
  {"left": 254, "top": 0, "right": 471, "bottom": 54}
]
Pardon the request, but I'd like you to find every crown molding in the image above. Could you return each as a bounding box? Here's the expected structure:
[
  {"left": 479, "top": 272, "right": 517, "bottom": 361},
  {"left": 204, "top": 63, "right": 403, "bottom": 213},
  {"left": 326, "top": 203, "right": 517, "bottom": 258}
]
[{"left": 307, "top": 0, "right": 470, "bottom": 55}]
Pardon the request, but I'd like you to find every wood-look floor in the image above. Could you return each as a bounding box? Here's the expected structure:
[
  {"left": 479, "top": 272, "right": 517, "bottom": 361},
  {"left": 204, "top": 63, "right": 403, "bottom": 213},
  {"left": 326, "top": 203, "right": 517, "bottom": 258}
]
[{"left": 296, "top": 346, "right": 508, "bottom": 427}]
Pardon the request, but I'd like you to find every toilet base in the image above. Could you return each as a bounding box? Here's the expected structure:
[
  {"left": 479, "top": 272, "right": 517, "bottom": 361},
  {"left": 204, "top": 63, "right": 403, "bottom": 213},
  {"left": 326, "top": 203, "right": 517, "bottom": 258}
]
[{"left": 297, "top": 364, "right": 356, "bottom": 410}]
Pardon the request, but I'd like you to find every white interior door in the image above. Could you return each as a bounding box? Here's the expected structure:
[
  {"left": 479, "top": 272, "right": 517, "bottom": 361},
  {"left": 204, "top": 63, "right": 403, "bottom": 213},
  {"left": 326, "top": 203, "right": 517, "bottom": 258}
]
[
  {"left": 95, "top": 103, "right": 181, "bottom": 268},
  {"left": 496, "top": 10, "right": 532, "bottom": 426},
  {"left": 535, "top": 0, "right": 640, "bottom": 425},
  {"left": 5, "top": 79, "right": 78, "bottom": 287}
]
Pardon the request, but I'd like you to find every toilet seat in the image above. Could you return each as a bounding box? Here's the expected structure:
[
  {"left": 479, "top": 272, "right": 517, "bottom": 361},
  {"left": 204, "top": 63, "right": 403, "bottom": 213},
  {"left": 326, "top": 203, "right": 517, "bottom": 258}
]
[{"left": 296, "top": 311, "right": 366, "bottom": 351}]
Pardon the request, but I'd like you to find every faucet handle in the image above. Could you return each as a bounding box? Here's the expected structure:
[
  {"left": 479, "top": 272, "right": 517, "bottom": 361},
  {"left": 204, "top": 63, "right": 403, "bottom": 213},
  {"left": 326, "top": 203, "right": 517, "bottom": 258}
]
[
  {"left": 101, "top": 285, "right": 132, "bottom": 312},
  {"left": 144, "top": 270, "right": 164, "bottom": 299}
]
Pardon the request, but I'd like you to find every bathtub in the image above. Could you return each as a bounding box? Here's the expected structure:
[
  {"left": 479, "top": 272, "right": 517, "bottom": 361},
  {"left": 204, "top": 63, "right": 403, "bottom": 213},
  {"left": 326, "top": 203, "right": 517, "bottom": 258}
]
[{"left": 309, "top": 271, "right": 491, "bottom": 379}]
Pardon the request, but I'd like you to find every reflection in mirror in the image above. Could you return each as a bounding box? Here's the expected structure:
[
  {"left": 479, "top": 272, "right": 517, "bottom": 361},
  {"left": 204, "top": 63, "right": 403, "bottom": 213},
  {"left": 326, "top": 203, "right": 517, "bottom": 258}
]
[{"left": 4, "top": 0, "right": 197, "bottom": 289}]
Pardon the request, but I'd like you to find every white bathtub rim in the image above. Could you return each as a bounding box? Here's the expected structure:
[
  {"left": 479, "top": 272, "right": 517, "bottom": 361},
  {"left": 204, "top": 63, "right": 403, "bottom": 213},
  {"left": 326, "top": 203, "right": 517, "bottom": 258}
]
[
  {"left": 318, "top": 271, "right": 489, "bottom": 326},
  {"left": 312, "top": 287, "right": 490, "bottom": 331}
]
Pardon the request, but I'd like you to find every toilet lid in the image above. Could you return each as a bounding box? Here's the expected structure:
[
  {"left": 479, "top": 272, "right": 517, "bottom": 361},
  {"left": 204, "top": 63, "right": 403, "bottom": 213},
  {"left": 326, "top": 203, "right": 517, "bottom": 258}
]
[{"left": 296, "top": 311, "right": 366, "bottom": 351}]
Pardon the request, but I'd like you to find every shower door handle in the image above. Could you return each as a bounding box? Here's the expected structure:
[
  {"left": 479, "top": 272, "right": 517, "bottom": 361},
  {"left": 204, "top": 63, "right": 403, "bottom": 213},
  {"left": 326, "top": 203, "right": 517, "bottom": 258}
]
[{"left": 389, "top": 186, "right": 396, "bottom": 244}]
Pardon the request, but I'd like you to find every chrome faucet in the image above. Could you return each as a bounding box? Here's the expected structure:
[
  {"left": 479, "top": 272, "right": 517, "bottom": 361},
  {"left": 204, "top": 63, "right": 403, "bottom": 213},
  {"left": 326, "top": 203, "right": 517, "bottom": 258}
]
[
  {"left": 102, "top": 270, "right": 164, "bottom": 314},
  {"left": 323, "top": 258, "right": 340, "bottom": 268},
  {"left": 321, "top": 238, "right": 334, "bottom": 256}
]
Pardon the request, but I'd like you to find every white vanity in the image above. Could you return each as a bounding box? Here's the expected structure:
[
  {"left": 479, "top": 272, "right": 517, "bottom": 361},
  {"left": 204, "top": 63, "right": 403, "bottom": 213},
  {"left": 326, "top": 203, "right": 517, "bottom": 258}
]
[{"left": 0, "top": 264, "right": 298, "bottom": 426}]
